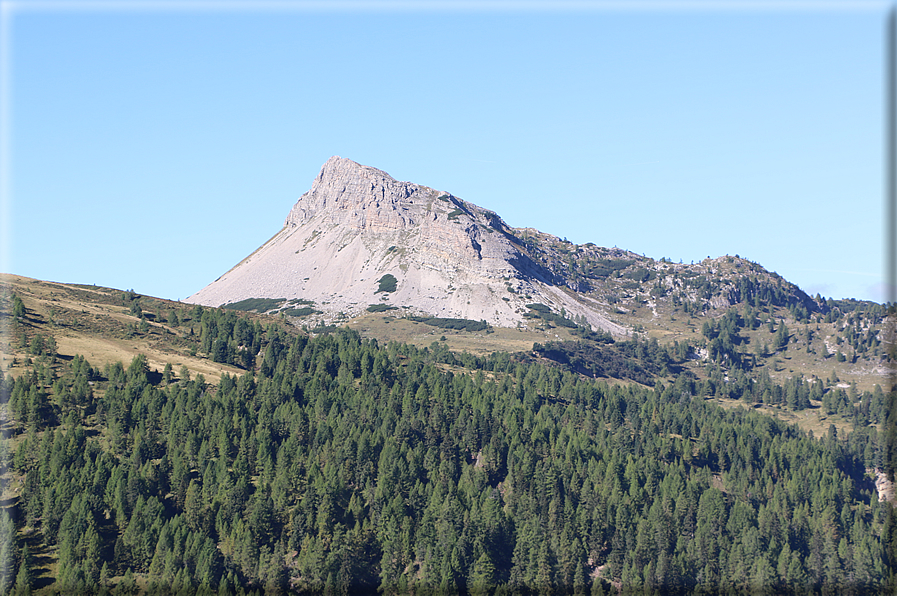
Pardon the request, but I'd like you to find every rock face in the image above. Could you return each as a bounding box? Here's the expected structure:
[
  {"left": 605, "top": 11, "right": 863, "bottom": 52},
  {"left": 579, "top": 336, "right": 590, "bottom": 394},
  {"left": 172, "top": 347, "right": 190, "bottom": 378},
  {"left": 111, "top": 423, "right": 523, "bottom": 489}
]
[{"left": 188, "top": 156, "right": 624, "bottom": 333}]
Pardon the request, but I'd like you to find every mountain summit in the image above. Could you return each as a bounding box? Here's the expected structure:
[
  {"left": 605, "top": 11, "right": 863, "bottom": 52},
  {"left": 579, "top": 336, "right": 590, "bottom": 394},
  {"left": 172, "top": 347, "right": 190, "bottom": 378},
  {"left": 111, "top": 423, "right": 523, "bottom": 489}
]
[
  {"left": 189, "top": 157, "right": 817, "bottom": 335},
  {"left": 188, "top": 156, "right": 624, "bottom": 331}
]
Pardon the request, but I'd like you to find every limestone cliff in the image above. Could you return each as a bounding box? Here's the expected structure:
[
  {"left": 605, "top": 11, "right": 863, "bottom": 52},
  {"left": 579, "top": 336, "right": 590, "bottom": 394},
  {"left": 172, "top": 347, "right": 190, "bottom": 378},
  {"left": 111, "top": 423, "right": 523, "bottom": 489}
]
[{"left": 188, "top": 156, "right": 623, "bottom": 333}]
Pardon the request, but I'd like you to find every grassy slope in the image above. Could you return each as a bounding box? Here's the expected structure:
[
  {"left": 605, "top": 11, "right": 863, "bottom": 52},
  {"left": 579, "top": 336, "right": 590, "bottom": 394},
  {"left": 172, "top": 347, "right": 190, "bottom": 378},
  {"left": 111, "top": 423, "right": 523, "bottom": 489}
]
[
  {"left": 346, "top": 301, "right": 891, "bottom": 442},
  {"left": 2, "top": 273, "right": 890, "bottom": 434},
  {"left": 1, "top": 274, "right": 246, "bottom": 384},
  {"left": 345, "top": 312, "right": 579, "bottom": 356},
  {"left": 615, "top": 285, "right": 890, "bottom": 394}
]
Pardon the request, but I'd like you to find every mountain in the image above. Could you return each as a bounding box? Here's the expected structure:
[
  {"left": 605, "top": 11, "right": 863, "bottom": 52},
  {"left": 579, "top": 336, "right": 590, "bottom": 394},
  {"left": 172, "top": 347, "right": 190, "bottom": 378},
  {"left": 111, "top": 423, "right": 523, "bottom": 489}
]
[
  {"left": 2, "top": 160, "right": 894, "bottom": 593},
  {"left": 183, "top": 157, "right": 894, "bottom": 407},
  {"left": 189, "top": 157, "right": 820, "bottom": 337},
  {"left": 189, "top": 156, "right": 622, "bottom": 331}
]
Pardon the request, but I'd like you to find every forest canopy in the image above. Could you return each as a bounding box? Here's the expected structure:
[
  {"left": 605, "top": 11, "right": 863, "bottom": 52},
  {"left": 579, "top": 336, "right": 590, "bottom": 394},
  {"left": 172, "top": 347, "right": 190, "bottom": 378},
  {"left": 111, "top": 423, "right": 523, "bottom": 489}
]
[{"left": 3, "top": 307, "right": 894, "bottom": 595}]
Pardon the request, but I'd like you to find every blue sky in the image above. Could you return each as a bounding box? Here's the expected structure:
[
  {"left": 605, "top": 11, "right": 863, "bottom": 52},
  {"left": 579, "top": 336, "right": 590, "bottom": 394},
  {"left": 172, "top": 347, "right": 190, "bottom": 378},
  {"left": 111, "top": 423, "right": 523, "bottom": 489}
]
[{"left": 2, "top": 1, "right": 891, "bottom": 304}]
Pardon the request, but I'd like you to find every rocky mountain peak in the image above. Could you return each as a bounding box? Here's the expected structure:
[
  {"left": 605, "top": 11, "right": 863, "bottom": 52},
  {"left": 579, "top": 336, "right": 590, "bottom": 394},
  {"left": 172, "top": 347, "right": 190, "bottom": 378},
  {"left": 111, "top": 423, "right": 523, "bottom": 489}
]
[
  {"left": 189, "top": 157, "right": 626, "bottom": 333},
  {"left": 189, "top": 156, "right": 821, "bottom": 337},
  {"left": 318, "top": 155, "right": 392, "bottom": 183},
  {"left": 285, "top": 156, "right": 421, "bottom": 230}
]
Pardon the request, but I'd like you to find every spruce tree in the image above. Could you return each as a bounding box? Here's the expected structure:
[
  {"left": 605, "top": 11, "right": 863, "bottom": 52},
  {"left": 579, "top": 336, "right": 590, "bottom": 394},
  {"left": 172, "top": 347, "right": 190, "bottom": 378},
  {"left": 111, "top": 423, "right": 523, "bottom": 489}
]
[{"left": 13, "top": 544, "right": 31, "bottom": 596}]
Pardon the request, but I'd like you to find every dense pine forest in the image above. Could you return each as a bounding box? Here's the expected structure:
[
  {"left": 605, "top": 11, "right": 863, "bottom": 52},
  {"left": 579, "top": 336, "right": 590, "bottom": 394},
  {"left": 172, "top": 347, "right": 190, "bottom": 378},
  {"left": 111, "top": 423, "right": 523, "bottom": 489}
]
[{"left": 2, "top": 298, "right": 895, "bottom": 595}]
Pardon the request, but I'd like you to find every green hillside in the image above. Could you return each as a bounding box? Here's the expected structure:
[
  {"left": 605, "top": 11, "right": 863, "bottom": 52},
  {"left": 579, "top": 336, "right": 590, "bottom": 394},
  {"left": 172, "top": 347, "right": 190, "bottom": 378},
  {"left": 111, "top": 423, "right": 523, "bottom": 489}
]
[{"left": 0, "top": 275, "right": 895, "bottom": 595}]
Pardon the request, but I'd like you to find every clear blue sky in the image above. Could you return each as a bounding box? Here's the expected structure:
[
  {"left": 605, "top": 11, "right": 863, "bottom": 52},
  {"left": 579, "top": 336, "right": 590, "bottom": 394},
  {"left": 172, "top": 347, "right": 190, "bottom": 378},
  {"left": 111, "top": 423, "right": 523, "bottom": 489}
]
[{"left": 2, "top": 1, "right": 891, "bottom": 304}]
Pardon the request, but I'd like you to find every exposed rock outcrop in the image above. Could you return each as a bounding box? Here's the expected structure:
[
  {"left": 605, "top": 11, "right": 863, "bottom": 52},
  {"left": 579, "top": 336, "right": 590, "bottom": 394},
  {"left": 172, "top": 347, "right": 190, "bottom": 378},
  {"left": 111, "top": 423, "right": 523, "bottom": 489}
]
[{"left": 188, "top": 156, "right": 624, "bottom": 333}]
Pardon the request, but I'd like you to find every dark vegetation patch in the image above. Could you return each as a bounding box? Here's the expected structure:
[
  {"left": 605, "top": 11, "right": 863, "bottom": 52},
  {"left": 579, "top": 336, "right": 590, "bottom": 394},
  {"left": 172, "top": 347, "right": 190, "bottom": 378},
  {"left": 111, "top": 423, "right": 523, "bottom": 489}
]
[
  {"left": 525, "top": 303, "right": 551, "bottom": 315},
  {"left": 532, "top": 336, "right": 679, "bottom": 384},
  {"left": 376, "top": 274, "right": 398, "bottom": 293},
  {"left": 623, "top": 267, "right": 655, "bottom": 283},
  {"left": 584, "top": 258, "right": 633, "bottom": 278},
  {"left": 282, "top": 307, "right": 318, "bottom": 318},
  {"left": 408, "top": 316, "right": 490, "bottom": 332},
  {"left": 569, "top": 326, "right": 615, "bottom": 343},
  {"left": 367, "top": 304, "right": 399, "bottom": 313},
  {"left": 524, "top": 303, "right": 578, "bottom": 328},
  {"left": 221, "top": 297, "right": 286, "bottom": 313}
]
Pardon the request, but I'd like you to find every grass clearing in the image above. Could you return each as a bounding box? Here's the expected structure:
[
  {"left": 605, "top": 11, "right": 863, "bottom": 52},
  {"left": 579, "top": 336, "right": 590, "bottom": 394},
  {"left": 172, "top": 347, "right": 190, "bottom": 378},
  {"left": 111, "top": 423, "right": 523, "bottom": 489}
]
[
  {"left": 709, "top": 395, "right": 872, "bottom": 439},
  {"left": 346, "top": 313, "right": 578, "bottom": 356},
  {"left": 0, "top": 274, "right": 245, "bottom": 384}
]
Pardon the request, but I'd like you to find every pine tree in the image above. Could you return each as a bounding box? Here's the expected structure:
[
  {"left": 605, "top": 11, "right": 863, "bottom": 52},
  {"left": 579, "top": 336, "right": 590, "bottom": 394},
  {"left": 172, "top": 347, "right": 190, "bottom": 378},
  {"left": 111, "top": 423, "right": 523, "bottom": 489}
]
[
  {"left": 469, "top": 552, "right": 496, "bottom": 596},
  {"left": 115, "top": 567, "right": 138, "bottom": 596},
  {"left": 100, "top": 561, "right": 111, "bottom": 588},
  {"left": 590, "top": 576, "right": 607, "bottom": 596},
  {"left": 11, "top": 294, "right": 25, "bottom": 320},
  {"left": 775, "top": 322, "right": 789, "bottom": 350},
  {"left": 13, "top": 544, "right": 31, "bottom": 596},
  {"left": 185, "top": 480, "right": 204, "bottom": 532}
]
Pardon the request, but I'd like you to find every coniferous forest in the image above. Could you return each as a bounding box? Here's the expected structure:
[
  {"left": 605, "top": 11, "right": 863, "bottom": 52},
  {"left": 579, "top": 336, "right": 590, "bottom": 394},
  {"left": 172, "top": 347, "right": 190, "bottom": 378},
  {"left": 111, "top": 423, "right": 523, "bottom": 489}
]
[{"left": 3, "top": 298, "right": 896, "bottom": 595}]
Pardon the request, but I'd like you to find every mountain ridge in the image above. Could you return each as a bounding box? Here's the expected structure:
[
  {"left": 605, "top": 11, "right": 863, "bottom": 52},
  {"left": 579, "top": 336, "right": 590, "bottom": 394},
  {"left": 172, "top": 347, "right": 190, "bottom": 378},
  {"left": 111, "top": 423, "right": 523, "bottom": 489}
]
[{"left": 189, "top": 157, "right": 823, "bottom": 335}]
